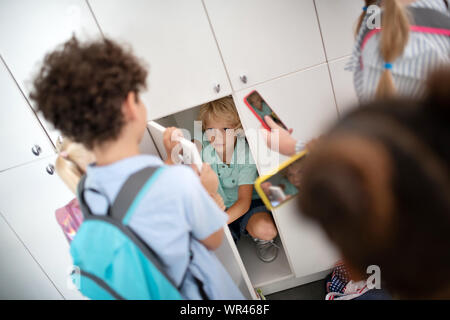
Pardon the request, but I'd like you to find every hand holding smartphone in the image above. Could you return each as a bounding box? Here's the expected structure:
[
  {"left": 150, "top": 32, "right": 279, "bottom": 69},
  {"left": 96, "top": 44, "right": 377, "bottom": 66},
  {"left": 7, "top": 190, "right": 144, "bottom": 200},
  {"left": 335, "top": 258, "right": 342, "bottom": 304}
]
[
  {"left": 255, "top": 151, "right": 307, "bottom": 210},
  {"left": 179, "top": 138, "right": 203, "bottom": 172},
  {"left": 148, "top": 121, "right": 202, "bottom": 171},
  {"left": 244, "top": 90, "right": 288, "bottom": 131}
]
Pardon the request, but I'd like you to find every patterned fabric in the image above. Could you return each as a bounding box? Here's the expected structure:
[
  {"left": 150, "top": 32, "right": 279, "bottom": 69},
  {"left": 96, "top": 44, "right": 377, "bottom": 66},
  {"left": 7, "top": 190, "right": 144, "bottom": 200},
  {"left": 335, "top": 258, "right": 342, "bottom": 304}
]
[
  {"left": 325, "top": 261, "right": 371, "bottom": 300},
  {"left": 326, "top": 261, "right": 351, "bottom": 294},
  {"left": 346, "top": 0, "right": 450, "bottom": 102},
  {"left": 55, "top": 198, "right": 84, "bottom": 243}
]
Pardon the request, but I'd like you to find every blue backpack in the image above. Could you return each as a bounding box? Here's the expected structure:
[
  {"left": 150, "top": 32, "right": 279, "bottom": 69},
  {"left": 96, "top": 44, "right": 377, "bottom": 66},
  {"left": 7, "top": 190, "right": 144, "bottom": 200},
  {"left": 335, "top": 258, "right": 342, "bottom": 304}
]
[{"left": 70, "top": 166, "right": 207, "bottom": 300}]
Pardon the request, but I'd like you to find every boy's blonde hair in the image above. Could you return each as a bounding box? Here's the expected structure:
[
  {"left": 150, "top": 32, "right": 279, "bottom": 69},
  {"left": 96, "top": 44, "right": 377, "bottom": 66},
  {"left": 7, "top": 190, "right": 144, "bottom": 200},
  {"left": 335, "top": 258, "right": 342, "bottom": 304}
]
[
  {"left": 55, "top": 137, "right": 95, "bottom": 195},
  {"left": 197, "top": 96, "right": 243, "bottom": 130}
]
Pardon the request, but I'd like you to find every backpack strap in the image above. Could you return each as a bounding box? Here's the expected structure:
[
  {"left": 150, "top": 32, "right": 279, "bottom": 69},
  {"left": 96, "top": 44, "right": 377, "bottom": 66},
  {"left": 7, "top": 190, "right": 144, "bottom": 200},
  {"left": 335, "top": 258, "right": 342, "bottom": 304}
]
[
  {"left": 360, "top": 7, "right": 450, "bottom": 53},
  {"left": 77, "top": 175, "right": 113, "bottom": 218},
  {"left": 111, "top": 166, "right": 162, "bottom": 224}
]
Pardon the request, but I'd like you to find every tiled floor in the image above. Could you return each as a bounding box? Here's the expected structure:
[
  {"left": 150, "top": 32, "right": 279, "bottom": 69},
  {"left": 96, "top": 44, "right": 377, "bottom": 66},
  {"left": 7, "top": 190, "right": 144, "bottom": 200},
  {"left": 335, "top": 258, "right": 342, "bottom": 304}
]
[{"left": 266, "top": 279, "right": 327, "bottom": 300}]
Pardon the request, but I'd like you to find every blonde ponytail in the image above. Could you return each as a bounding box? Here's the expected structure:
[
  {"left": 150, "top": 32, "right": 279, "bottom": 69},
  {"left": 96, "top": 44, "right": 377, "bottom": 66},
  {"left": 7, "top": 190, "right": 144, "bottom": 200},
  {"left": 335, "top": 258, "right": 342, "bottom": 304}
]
[
  {"left": 376, "top": 0, "right": 410, "bottom": 99},
  {"left": 55, "top": 137, "right": 95, "bottom": 195}
]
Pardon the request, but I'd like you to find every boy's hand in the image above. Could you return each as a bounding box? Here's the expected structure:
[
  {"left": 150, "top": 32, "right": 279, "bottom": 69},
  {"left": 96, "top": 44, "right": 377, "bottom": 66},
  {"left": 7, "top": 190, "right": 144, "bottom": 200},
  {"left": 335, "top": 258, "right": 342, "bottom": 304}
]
[
  {"left": 191, "top": 163, "right": 219, "bottom": 195},
  {"left": 262, "top": 115, "right": 297, "bottom": 156},
  {"left": 163, "top": 127, "right": 184, "bottom": 165},
  {"left": 191, "top": 163, "right": 224, "bottom": 210},
  {"left": 212, "top": 192, "right": 226, "bottom": 211},
  {"left": 199, "top": 163, "right": 219, "bottom": 195}
]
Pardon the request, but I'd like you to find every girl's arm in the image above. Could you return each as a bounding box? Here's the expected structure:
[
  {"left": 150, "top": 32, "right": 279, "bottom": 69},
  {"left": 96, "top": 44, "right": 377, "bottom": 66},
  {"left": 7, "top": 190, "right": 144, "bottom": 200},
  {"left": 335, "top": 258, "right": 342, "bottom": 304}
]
[{"left": 225, "top": 184, "right": 253, "bottom": 224}]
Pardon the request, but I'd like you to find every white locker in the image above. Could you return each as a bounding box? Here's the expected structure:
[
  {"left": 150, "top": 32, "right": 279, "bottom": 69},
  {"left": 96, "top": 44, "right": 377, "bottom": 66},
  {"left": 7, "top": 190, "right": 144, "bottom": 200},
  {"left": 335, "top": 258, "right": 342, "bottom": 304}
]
[
  {"left": 0, "top": 0, "right": 102, "bottom": 144},
  {"left": 328, "top": 57, "right": 359, "bottom": 116},
  {"left": 214, "top": 227, "right": 258, "bottom": 300},
  {"left": 0, "top": 213, "right": 63, "bottom": 300},
  {"left": 232, "top": 66, "right": 341, "bottom": 288},
  {"left": 0, "top": 156, "right": 86, "bottom": 300},
  {"left": 204, "top": 0, "right": 326, "bottom": 91},
  {"left": 314, "top": 0, "right": 362, "bottom": 61},
  {"left": 271, "top": 196, "right": 340, "bottom": 279},
  {"left": 88, "top": 0, "right": 232, "bottom": 120},
  {"left": 233, "top": 64, "right": 339, "bottom": 176},
  {"left": 0, "top": 57, "right": 54, "bottom": 172}
]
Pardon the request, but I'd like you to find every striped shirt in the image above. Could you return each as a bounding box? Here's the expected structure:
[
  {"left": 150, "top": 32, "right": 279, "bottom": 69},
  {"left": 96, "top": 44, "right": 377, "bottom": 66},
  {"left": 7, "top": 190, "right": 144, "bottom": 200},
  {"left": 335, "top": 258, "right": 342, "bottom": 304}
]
[{"left": 346, "top": 0, "right": 450, "bottom": 103}]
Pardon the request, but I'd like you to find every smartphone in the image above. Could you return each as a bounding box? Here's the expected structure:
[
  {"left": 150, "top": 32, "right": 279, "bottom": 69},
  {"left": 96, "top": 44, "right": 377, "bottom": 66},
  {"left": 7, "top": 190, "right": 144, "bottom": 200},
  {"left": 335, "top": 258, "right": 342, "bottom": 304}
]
[
  {"left": 254, "top": 151, "right": 307, "bottom": 211},
  {"left": 268, "top": 186, "right": 287, "bottom": 207},
  {"left": 179, "top": 138, "right": 203, "bottom": 172},
  {"left": 243, "top": 90, "right": 288, "bottom": 131},
  {"left": 148, "top": 121, "right": 203, "bottom": 171}
]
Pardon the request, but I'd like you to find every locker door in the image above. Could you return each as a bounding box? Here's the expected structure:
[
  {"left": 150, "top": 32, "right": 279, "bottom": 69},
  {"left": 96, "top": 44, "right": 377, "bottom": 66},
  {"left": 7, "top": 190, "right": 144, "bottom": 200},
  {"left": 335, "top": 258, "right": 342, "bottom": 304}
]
[
  {"left": 0, "top": 156, "right": 86, "bottom": 300},
  {"left": 0, "top": 213, "right": 63, "bottom": 299},
  {"left": 0, "top": 58, "right": 54, "bottom": 172},
  {"left": 314, "top": 0, "right": 362, "bottom": 61},
  {"left": 233, "top": 64, "right": 341, "bottom": 278},
  {"left": 233, "top": 64, "right": 339, "bottom": 175},
  {"left": 204, "top": 0, "right": 326, "bottom": 91},
  {"left": 88, "top": 0, "right": 231, "bottom": 120},
  {"left": 0, "top": 0, "right": 101, "bottom": 144},
  {"left": 328, "top": 57, "right": 359, "bottom": 116}
]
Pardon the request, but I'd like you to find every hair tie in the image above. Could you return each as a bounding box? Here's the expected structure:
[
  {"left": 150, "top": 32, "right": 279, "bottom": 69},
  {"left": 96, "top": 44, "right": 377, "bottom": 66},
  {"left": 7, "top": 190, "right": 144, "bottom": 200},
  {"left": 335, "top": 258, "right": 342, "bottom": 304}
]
[
  {"left": 384, "top": 63, "right": 393, "bottom": 70},
  {"left": 60, "top": 151, "right": 69, "bottom": 159}
]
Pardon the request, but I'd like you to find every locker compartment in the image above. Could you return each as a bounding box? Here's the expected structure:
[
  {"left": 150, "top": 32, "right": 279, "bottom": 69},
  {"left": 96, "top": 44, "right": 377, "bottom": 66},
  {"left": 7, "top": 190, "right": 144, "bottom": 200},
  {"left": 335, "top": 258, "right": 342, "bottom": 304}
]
[{"left": 148, "top": 100, "right": 296, "bottom": 295}]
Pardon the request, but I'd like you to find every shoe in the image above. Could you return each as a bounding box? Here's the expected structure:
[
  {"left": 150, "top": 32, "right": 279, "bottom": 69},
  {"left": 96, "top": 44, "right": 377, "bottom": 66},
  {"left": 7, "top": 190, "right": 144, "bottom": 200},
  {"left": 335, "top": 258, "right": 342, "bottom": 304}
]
[{"left": 252, "top": 238, "right": 279, "bottom": 263}]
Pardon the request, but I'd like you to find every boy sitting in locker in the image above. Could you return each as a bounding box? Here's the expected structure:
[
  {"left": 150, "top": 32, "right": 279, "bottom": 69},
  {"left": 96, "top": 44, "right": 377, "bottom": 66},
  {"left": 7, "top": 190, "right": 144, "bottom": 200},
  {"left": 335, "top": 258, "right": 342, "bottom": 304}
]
[
  {"left": 29, "top": 36, "right": 244, "bottom": 300},
  {"left": 196, "top": 97, "right": 279, "bottom": 263}
]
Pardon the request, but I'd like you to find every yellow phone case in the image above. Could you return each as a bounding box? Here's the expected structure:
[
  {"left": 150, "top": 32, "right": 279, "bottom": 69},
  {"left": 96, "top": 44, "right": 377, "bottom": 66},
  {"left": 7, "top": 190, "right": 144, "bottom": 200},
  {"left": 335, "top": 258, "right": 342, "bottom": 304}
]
[{"left": 254, "top": 150, "right": 308, "bottom": 211}]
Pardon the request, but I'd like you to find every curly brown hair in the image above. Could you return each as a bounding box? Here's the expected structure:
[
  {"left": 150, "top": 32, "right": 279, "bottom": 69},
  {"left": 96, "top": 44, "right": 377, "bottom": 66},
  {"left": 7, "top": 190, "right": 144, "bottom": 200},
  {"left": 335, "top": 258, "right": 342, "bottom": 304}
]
[{"left": 29, "top": 36, "right": 148, "bottom": 149}]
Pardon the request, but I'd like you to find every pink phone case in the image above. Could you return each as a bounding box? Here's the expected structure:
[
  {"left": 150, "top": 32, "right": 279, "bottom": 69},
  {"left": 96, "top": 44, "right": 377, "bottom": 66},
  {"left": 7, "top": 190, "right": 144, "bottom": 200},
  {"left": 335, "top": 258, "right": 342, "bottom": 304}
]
[{"left": 243, "top": 90, "right": 287, "bottom": 131}]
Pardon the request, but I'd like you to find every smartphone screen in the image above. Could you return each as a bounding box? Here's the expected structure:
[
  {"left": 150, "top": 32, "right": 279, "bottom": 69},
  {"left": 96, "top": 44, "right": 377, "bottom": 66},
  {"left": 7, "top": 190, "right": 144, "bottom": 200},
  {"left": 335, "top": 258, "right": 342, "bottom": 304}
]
[
  {"left": 244, "top": 90, "right": 288, "bottom": 131},
  {"left": 258, "top": 154, "right": 305, "bottom": 209}
]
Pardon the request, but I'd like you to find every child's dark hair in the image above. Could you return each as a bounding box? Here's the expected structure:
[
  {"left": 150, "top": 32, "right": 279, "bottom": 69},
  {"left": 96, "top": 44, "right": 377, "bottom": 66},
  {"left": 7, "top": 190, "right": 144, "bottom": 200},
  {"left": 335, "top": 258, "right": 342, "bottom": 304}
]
[
  {"left": 30, "top": 36, "right": 148, "bottom": 149},
  {"left": 298, "top": 67, "right": 450, "bottom": 299}
]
